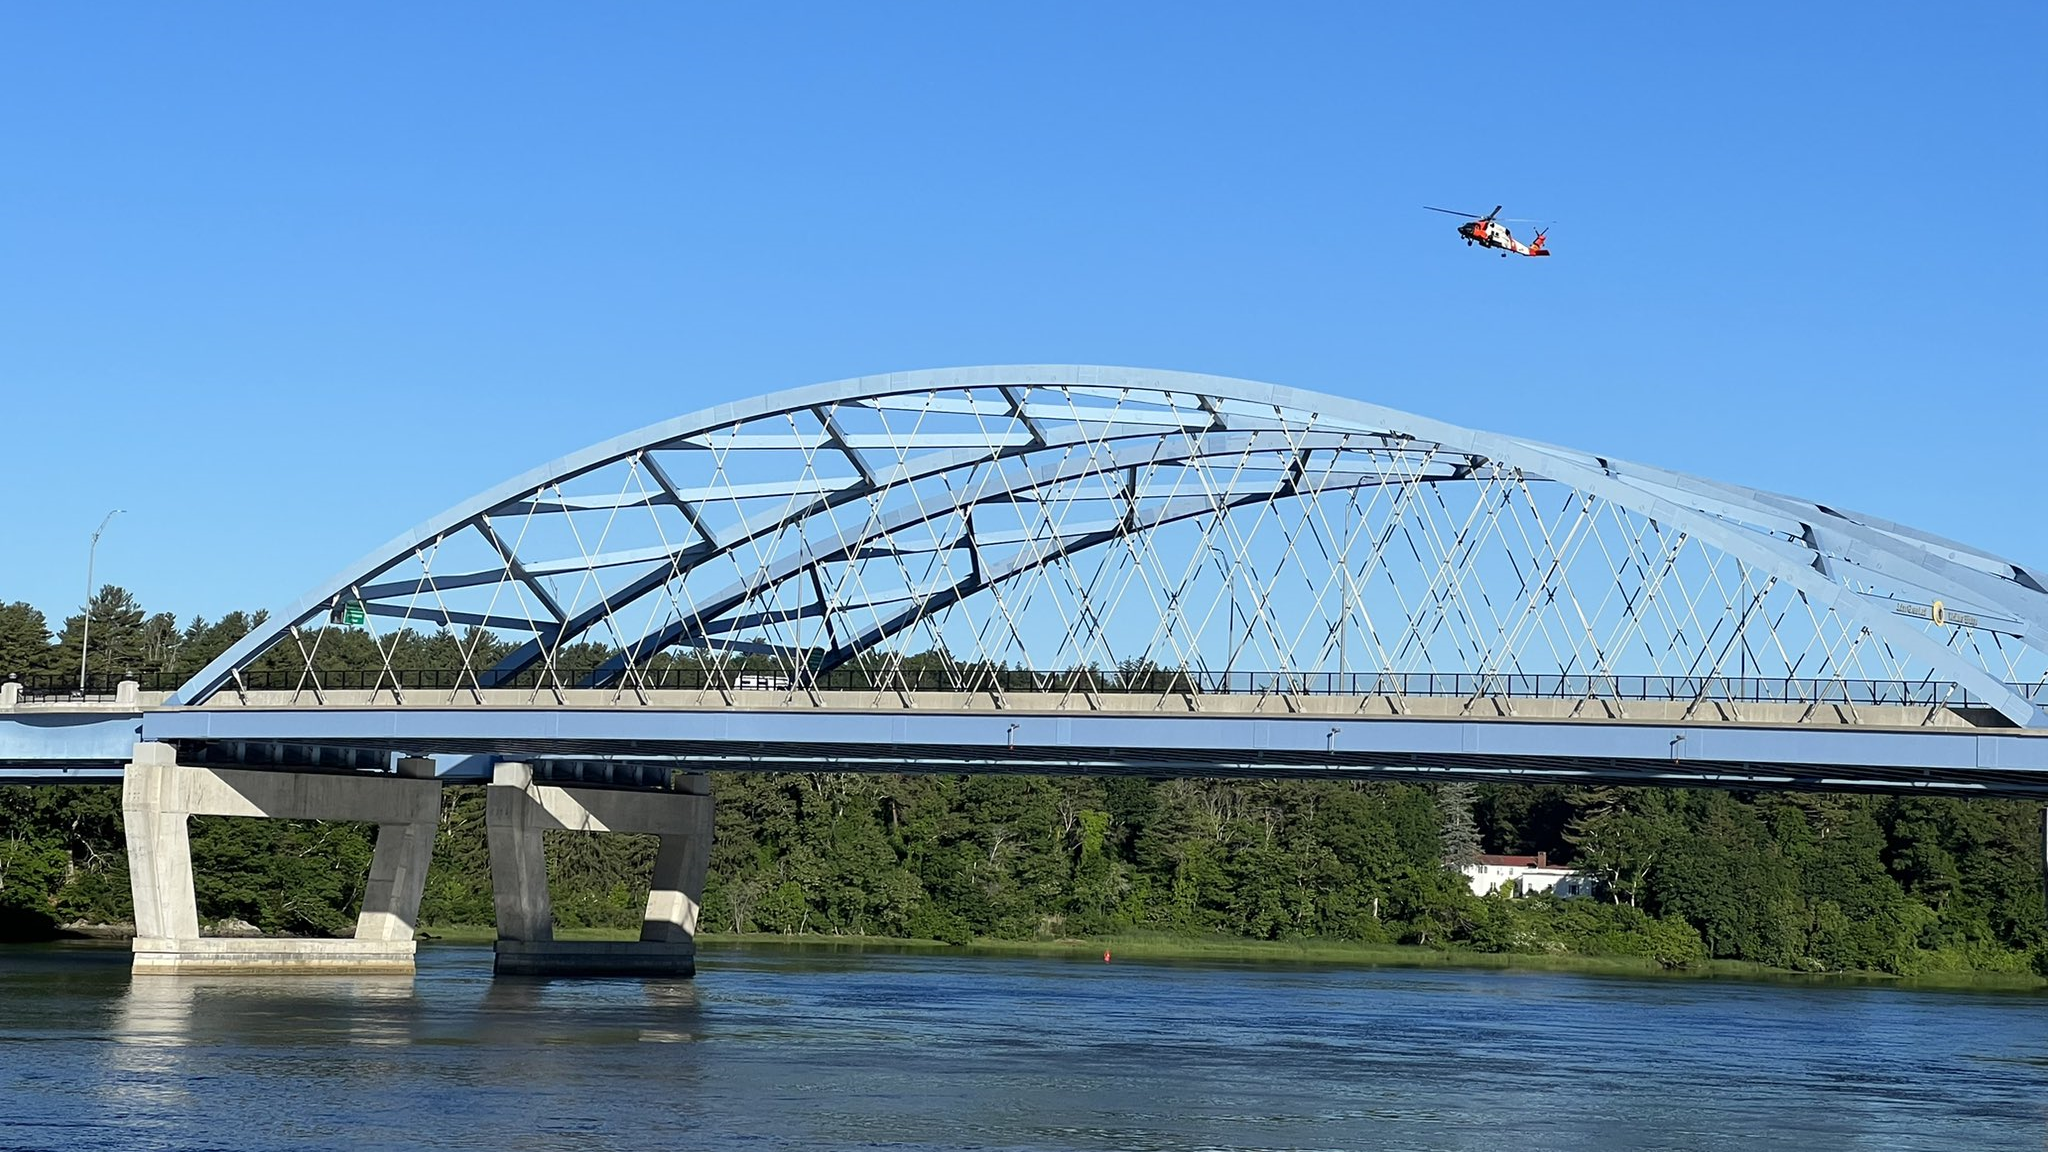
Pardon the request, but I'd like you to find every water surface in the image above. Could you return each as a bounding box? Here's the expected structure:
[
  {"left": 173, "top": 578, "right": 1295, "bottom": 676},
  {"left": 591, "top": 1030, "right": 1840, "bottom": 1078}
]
[{"left": 0, "top": 941, "right": 2042, "bottom": 1150}]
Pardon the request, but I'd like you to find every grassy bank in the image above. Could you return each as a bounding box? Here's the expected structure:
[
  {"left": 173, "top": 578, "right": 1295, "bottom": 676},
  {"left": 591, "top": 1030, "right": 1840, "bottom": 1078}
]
[{"left": 414, "top": 925, "right": 2047, "bottom": 989}]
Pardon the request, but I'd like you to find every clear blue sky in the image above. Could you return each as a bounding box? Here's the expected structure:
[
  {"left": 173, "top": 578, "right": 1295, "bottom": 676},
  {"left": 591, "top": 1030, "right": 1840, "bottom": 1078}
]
[{"left": 3, "top": 3, "right": 2041, "bottom": 624}]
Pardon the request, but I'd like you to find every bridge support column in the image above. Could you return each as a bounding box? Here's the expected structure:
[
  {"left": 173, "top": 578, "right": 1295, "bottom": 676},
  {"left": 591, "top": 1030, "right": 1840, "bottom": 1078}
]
[
  {"left": 122, "top": 743, "right": 441, "bottom": 975},
  {"left": 486, "top": 762, "right": 712, "bottom": 977}
]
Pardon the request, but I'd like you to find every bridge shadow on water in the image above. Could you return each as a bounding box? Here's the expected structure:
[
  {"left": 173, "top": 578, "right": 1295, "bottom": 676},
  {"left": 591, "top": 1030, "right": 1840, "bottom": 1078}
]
[{"left": 101, "top": 947, "right": 708, "bottom": 1054}]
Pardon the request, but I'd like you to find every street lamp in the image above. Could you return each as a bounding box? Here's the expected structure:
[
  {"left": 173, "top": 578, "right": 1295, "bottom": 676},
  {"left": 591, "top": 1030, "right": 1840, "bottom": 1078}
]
[{"left": 80, "top": 509, "right": 124, "bottom": 692}]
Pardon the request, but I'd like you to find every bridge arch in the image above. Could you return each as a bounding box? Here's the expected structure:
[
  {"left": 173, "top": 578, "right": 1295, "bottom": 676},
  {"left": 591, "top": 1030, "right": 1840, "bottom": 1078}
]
[{"left": 170, "top": 366, "right": 2048, "bottom": 727}]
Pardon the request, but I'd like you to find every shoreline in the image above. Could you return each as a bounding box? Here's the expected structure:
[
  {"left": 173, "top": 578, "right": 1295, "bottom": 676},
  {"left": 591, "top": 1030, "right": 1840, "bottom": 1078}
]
[
  {"left": 25, "top": 923, "right": 2042, "bottom": 991},
  {"left": 411, "top": 926, "right": 2048, "bottom": 991}
]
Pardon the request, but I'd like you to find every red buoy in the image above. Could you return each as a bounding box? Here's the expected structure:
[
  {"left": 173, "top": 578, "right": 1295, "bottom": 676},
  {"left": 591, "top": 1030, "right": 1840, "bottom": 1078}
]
[{"left": 1103, "top": 949, "right": 1112, "bottom": 963}]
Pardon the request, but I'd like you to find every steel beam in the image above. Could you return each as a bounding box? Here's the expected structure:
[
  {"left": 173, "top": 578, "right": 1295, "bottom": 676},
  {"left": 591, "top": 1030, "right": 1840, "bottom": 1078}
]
[{"left": 135, "top": 706, "right": 2048, "bottom": 797}]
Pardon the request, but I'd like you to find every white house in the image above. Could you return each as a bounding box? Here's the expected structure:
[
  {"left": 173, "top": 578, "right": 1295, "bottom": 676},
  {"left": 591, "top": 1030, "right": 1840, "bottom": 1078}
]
[{"left": 1459, "top": 852, "right": 1596, "bottom": 899}]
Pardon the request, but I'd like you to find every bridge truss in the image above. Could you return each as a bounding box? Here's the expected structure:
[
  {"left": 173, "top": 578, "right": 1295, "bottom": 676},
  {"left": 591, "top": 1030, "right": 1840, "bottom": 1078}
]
[{"left": 168, "top": 366, "right": 2048, "bottom": 733}]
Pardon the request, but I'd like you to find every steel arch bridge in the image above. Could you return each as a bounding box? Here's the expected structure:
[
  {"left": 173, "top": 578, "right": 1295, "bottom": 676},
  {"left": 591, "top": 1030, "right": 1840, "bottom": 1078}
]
[
  {"left": 176, "top": 365, "right": 2048, "bottom": 716},
  {"left": 24, "top": 365, "right": 2048, "bottom": 796}
]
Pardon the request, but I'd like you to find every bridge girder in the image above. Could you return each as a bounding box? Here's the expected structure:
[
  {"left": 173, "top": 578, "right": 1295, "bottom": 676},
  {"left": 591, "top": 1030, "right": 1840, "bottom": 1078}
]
[{"left": 128, "top": 706, "right": 2048, "bottom": 800}]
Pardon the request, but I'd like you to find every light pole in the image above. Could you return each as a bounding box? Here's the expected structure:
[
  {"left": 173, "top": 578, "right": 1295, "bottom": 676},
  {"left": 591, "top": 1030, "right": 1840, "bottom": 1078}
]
[{"left": 79, "top": 509, "right": 124, "bottom": 692}]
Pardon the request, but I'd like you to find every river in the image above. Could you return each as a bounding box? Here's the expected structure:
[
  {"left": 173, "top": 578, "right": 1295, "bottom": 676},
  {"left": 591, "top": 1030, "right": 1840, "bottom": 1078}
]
[{"left": 0, "top": 940, "right": 2042, "bottom": 1150}]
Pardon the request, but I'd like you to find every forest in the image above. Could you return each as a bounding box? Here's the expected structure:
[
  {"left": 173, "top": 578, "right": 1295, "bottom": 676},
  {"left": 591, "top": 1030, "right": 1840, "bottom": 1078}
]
[{"left": 3, "top": 587, "right": 2045, "bottom": 978}]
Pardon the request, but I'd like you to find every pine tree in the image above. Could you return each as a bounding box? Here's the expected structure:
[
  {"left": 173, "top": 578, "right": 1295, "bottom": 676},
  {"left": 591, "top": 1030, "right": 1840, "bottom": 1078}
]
[
  {"left": 0, "top": 602, "right": 57, "bottom": 678},
  {"left": 1438, "top": 781, "right": 1481, "bottom": 866},
  {"left": 52, "top": 586, "right": 149, "bottom": 682}
]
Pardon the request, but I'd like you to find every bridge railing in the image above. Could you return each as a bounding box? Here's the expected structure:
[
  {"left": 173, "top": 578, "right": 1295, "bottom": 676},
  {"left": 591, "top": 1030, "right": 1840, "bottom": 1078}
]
[
  {"left": 4, "top": 675, "right": 154, "bottom": 705},
  {"left": 13, "top": 669, "right": 2037, "bottom": 710}
]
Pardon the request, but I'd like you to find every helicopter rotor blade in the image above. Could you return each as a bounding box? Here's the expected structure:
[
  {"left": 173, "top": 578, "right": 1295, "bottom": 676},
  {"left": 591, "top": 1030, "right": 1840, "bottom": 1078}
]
[
  {"left": 1424, "top": 206, "right": 1482, "bottom": 219},
  {"left": 1482, "top": 205, "right": 1503, "bottom": 222}
]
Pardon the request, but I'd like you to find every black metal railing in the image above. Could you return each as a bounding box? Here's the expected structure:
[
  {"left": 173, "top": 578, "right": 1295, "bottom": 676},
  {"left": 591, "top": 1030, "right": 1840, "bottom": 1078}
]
[
  {"left": 12, "top": 667, "right": 2034, "bottom": 710},
  {"left": 4, "top": 672, "right": 175, "bottom": 704}
]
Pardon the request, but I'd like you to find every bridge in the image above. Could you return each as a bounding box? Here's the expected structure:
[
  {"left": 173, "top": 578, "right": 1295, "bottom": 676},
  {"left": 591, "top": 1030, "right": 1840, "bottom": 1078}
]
[{"left": 7, "top": 365, "right": 2048, "bottom": 976}]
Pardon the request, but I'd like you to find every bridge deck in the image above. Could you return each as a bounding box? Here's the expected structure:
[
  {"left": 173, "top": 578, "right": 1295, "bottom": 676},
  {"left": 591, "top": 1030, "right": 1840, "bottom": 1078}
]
[{"left": 7, "top": 691, "right": 2046, "bottom": 796}]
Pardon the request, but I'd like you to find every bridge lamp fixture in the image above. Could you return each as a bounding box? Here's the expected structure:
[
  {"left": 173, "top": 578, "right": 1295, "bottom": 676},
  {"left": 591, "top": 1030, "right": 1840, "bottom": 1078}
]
[{"left": 80, "top": 509, "right": 125, "bottom": 692}]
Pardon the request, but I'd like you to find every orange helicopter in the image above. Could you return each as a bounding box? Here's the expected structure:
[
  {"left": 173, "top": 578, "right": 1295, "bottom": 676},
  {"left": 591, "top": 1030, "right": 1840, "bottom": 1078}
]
[{"left": 1426, "top": 205, "right": 1550, "bottom": 257}]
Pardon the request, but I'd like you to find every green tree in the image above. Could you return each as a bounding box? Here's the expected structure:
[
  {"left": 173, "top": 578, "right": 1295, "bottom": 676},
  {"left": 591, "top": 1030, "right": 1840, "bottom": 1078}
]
[
  {"left": 52, "top": 585, "right": 153, "bottom": 681},
  {"left": 171, "top": 611, "right": 269, "bottom": 679},
  {"left": 1650, "top": 792, "right": 1802, "bottom": 965},
  {"left": 1565, "top": 787, "right": 1669, "bottom": 907},
  {"left": 0, "top": 602, "right": 57, "bottom": 679}
]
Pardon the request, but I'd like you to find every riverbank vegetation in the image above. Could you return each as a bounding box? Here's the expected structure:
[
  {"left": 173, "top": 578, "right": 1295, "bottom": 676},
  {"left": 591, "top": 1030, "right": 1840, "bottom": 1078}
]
[
  {"left": 3, "top": 589, "right": 2046, "bottom": 981},
  {"left": 5, "top": 772, "right": 2043, "bottom": 982}
]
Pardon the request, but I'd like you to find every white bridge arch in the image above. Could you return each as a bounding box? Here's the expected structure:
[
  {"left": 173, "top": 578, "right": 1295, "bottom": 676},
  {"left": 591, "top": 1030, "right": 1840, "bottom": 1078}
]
[{"left": 171, "top": 366, "right": 2048, "bottom": 730}]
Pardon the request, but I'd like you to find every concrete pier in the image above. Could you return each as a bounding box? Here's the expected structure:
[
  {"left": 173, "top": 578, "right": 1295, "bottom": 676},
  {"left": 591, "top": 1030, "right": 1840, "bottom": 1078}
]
[
  {"left": 121, "top": 743, "right": 441, "bottom": 974},
  {"left": 486, "top": 761, "right": 712, "bottom": 976}
]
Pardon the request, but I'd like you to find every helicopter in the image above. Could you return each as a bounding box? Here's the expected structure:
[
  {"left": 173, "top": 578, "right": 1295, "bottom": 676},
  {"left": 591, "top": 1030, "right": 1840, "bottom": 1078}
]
[{"left": 1426, "top": 205, "right": 1550, "bottom": 257}]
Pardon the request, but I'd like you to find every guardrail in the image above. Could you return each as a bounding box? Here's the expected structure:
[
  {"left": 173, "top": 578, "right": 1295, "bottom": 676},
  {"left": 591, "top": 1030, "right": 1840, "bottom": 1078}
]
[
  {"left": 8, "top": 669, "right": 2035, "bottom": 709},
  {"left": 4, "top": 677, "right": 144, "bottom": 705}
]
